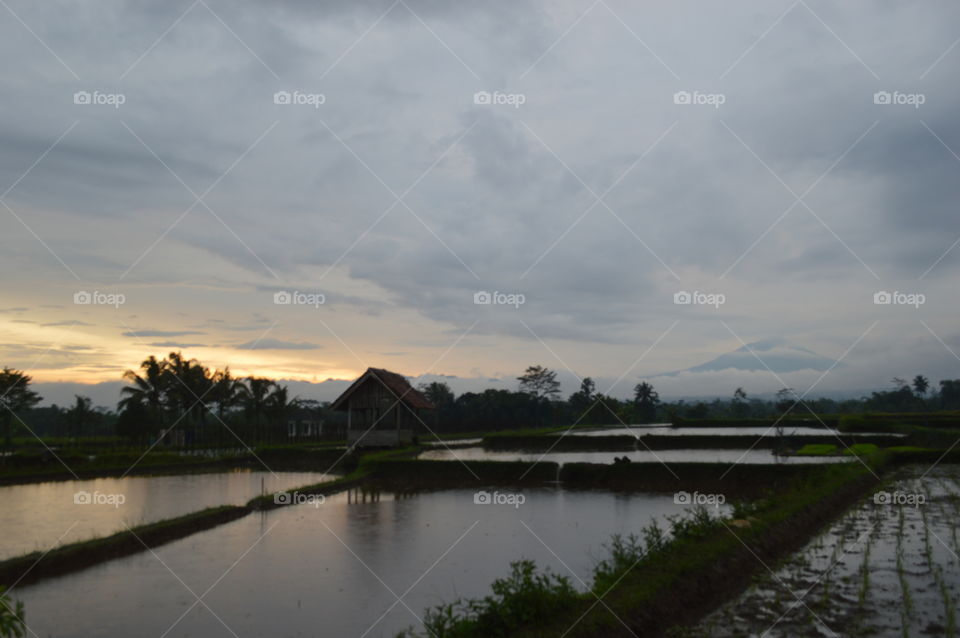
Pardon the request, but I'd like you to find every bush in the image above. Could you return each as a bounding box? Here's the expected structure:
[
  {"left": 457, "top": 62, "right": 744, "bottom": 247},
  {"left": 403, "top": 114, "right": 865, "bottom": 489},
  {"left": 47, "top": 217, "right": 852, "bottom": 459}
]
[{"left": 411, "top": 560, "right": 578, "bottom": 637}]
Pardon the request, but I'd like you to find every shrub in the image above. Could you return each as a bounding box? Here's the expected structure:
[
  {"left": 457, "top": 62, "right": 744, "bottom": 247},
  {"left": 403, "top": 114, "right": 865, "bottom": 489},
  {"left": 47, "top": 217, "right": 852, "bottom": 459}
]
[{"left": 412, "top": 560, "right": 578, "bottom": 637}]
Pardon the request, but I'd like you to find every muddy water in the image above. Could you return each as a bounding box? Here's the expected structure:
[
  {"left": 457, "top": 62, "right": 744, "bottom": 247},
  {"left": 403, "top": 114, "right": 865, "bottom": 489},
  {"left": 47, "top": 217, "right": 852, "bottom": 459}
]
[
  {"left": 693, "top": 464, "right": 960, "bottom": 637},
  {"left": 0, "top": 470, "right": 331, "bottom": 559}
]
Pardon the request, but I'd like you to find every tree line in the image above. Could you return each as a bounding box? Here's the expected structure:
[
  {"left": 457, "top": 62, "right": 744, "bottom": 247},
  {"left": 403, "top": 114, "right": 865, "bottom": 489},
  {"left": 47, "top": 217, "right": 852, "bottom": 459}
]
[
  {"left": 3, "top": 361, "right": 960, "bottom": 447},
  {"left": 418, "top": 367, "right": 960, "bottom": 431}
]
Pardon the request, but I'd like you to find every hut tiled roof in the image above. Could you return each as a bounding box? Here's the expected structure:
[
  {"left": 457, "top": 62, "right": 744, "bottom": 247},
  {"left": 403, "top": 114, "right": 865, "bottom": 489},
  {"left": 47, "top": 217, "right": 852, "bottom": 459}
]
[{"left": 330, "top": 367, "right": 435, "bottom": 411}]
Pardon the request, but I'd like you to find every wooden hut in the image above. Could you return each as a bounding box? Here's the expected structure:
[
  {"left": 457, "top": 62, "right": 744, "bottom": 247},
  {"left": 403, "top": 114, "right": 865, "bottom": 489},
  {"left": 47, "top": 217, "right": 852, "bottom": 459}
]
[{"left": 331, "top": 368, "right": 435, "bottom": 447}]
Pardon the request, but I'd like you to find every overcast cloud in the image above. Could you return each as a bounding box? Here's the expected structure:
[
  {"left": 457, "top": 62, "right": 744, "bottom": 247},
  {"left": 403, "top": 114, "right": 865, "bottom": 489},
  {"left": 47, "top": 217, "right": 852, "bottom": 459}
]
[{"left": 2, "top": 0, "right": 960, "bottom": 403}]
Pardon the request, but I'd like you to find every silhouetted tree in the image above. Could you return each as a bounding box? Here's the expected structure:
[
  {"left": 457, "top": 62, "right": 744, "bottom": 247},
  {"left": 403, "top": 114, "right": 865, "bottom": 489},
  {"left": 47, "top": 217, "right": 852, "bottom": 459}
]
[
  {"left": 774, "top": 388, "right": 796, "bottom": 415},
  {"left": 940, "top": 379, "right": 960, "bottom": 409},
  {"left": 731, "top": 387, "right": 749, "bottom": 417},
  {"left": 119, "top": 355, "right": 166, "bottom": 430},
  {"left": 633, "top": 382, "right": 660, "bottom": 423},
  {"left": 0, "top": 368, "right": 42, "bottom": 447},
  {"left": 517, "top": 365, "right": 561, "bottom": 400},
  {"left": 63, "top": 395, "right": 95, "bottom": 442},
  {"left": 240, "top": 377, "right": 275, "bottom": 441},
  {"left": 912, "top": 375, "right": 930, "bottom": 398}
]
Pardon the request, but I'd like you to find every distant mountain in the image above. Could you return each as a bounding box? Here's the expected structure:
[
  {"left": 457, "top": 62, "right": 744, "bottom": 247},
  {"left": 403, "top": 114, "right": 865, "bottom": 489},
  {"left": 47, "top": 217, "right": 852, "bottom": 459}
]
[{"left": 662, "top": 338, "right": 840, "bottom": 376}]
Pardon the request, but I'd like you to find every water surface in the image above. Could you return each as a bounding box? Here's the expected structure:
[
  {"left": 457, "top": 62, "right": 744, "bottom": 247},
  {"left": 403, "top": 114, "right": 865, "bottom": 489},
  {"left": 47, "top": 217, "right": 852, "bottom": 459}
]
[
  {"left": 418, "top": 447, "right": 854, "bottom": 465},
  {"left": 570, "top": 425, "right": 902, "bottom": 437},
  {"left": 0, "top": 470, "right": 331, "bottom": 559},
  {"left": 13, "top": 487, "right": 722, "bottom": 638}
]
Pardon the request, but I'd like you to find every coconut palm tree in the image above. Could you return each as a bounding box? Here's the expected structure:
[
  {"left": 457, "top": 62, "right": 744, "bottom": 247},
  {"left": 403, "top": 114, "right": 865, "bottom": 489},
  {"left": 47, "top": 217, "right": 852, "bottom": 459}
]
[
  {"left": 120, "top": 355, "right": 168, "bottom": 443},
  {"left": 120, "top": 356, "right": 165, "bottom": 413},
  {"left": 210, "top": 368, "right": 243, "bottom": 419},
  {"left": 633, "top": 381, "right": 659, "bottom": 423},
  {"left": 240, "top": 377, "right": 275, "bottom": 442}
]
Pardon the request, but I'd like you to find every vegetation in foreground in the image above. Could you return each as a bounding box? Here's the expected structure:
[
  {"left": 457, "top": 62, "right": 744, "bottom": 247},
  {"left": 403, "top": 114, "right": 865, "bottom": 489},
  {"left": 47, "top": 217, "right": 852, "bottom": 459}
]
[{"left": 0, "top": 587, "right": 25, "bottom": 638}]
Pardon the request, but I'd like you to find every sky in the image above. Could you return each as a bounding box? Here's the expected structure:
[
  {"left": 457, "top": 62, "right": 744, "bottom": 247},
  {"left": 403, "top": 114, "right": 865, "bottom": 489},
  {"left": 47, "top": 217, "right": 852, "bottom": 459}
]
[{"left": 2, "top": 0, "right": 960, "bottom": 406}]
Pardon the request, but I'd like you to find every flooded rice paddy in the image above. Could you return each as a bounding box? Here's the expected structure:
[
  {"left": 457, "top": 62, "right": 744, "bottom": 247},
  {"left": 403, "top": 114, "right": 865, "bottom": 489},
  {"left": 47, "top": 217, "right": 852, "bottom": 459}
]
[
  {"left": 694, "top": 464, "right": 960, "bottom": 637},
  {"left": 13, "top": 486, "right": 723, "bottom": 638},
  {"left": 0, "top": 470, "right": 331, "bottom": 559},
  {"left": 418, "top": 446, "right": 854, "bottom": 465}
]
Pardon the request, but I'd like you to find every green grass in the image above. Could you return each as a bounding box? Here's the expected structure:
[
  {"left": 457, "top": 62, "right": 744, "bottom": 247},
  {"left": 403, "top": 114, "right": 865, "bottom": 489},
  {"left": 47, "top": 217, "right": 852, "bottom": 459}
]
[
  {"left": 797, "top": 444, "right": 840, "bottom": 456},
  {"left": 844, "top": 443, "right": 880, "bottom": 456}
]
